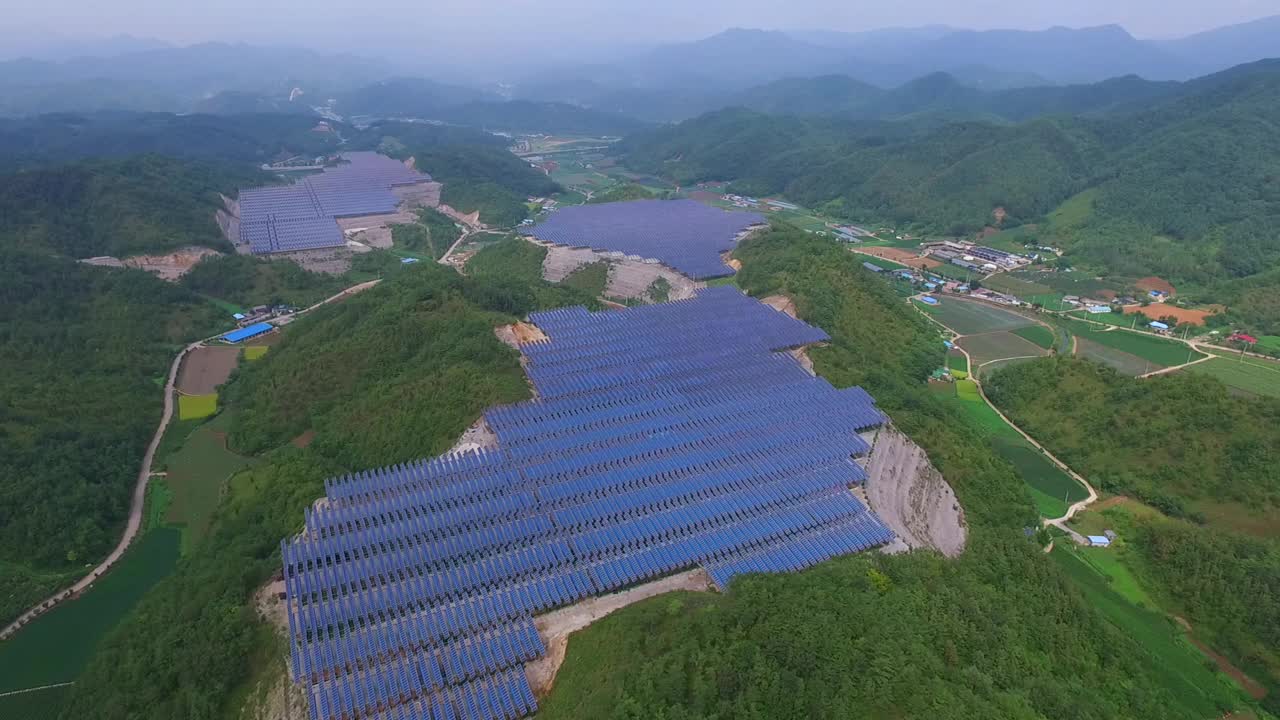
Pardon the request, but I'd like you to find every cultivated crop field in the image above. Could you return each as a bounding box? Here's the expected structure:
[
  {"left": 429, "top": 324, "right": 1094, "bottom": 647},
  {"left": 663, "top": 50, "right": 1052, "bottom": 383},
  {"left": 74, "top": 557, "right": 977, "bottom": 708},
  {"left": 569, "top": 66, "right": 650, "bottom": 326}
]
[
  {"left": 936, "top": 379, "right": 1087, "bottom": 518},
  {"left": 958, "top": 331, "right": 1047, "bottom": 373},
  {"left": 1049, "top": 546, "right": 1246, "bottom": 715},
  {"left": 160, "top": 413, "right": 255, "bottom": 552},
  {"left": 1067, "top": 321, "right": 1204, "bottom": 370},
  {"left": 177, "top": 392, "right": 217, "bottom": 420},
  {"left": 1189, "top": 356, "right": 1280, "bottom": 399},
  {"left": 1011, "top": 325, "right": 1055, "bottom": 350},
  {"left": 176, "top": 346, "right": 240, "bottom": 395},
  {"left": 918, "top": 297, "right": 1034, "bottom": 335}
]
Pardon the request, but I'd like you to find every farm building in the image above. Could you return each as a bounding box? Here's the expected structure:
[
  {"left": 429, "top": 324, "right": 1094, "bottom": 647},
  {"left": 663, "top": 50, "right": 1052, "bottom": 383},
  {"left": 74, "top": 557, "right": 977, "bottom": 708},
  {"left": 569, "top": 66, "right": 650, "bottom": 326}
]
[
  {"left": 222, "top": 322, "right": 274, "bottom": 344},
  {"left": 920, "top": 296, "right": 940, "bottom": 306},
  {"left": 1086, "top": 305, "right": 1112, "bottom": 314},
  {"left": 862, "top": 261, "right": 885, "bottom": 273},
  {"left": 278, "top": 288, "right": 895, "bottom": 720},
  {"left": 1150, "top": 321, "right": 1171, "bottom": 332},
  {"left": 1087, "top": 535, "right": 1112, "bottom": 547}
]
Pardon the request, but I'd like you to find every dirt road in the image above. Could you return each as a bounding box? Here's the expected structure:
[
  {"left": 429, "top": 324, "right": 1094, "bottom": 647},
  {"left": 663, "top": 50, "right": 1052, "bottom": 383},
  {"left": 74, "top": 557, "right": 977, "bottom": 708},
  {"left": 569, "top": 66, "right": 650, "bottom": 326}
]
[
  {"left": 913, "top": 300, "right": 1099, "bottom": 534},
  {"left": 1, "top": 278, "right": 382, "bottom": 642}
]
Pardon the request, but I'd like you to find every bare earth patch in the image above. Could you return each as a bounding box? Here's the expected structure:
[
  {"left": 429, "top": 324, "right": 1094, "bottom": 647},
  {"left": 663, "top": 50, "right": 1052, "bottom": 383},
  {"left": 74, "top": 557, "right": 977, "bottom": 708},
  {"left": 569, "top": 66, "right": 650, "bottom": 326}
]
[
  {"left": 290, "top": 430, "right": 316, "bottom": 449},
  {"left": 863, "top": 426, "right": 967, "bottom": 557},
  {"left": 855, "top": 246, "right": 941, "bottom": 269},
  {"left": 177, "top": 345, "right": 241, "bottom": 395},
  {"left": 761, "top": 294, "right": 798, "bottom": 318},
  {"left": 1122, "top": 304, "right": 1216, "bottom": 326},
  {"left": 526, "top": 569, "right": 711, "bottom": 697},
  {"left": 82, "top": 246, "right": 220, "bottom": 281}
]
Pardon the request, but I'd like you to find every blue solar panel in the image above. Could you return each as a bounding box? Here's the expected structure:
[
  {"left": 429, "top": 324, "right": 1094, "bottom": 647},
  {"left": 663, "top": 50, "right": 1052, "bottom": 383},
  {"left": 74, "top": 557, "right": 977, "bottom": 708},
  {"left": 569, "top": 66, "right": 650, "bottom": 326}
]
[
  {"left": 239, "top": 152, "right": 430, "bottom": 255},
  {"left": 281, "top": 288, "right": 893, "bottom": 720},
  {"left": 524, "top": 199, "right": 764, "bottom": 279}
]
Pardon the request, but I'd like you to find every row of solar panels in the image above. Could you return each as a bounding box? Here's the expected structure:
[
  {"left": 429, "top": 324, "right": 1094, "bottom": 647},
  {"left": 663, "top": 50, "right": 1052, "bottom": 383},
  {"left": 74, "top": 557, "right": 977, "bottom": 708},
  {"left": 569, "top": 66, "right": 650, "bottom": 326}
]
[
  {"left": 525, "top": 199, "right": 763, "bottom": 279},
  {"left": 286, "top": 454, "right": 866, "bottom": 610},
  {"left": 284, "top": 289, "right": 891, "bottom": 720},
  {"left": 307, "top": 666, "right": 534, "bottom": 720},
  {"left": 240, "top": 152, "right": 427, "bottom": 255}
]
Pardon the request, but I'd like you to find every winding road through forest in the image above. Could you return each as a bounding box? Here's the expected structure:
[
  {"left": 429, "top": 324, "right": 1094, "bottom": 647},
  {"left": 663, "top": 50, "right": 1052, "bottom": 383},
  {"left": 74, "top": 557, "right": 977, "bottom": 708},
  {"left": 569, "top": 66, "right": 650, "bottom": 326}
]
[{"left": 0, "top": 279, "right": 382, "bottom": 642}]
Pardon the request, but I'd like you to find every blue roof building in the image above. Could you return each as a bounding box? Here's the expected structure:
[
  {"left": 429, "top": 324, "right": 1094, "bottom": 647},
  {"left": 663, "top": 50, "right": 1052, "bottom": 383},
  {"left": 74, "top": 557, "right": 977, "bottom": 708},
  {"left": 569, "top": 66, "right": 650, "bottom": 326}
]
[
  {"left": 1149, "top": 321, "right": 1170, "bottom": 330},
  {"left": 920, "top": 296, "right": 939, "bottom": 306},
  {"left": 223, "top": 322, "right": 274, "bottom": 343}
]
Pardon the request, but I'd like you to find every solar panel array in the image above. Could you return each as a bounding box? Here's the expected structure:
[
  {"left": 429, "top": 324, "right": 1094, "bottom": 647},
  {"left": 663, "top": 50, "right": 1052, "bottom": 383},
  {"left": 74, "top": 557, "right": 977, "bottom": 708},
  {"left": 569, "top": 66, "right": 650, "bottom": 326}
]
[
  {"left": 281, "top": 287, "right": 893, "bottom": 720},
  {"left": 240, "top": 152, "right": 430, "bottom": 255},
  {"left": 524, "top": 199, "right": 765, "bottom": 279}
]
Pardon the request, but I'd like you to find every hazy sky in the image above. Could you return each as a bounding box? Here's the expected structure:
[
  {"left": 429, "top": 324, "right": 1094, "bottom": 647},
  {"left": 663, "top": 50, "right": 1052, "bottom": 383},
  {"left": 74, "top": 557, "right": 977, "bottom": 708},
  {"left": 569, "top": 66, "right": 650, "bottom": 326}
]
[{"left": 9, "top": 0, "right": 1280, "bottom": 56}]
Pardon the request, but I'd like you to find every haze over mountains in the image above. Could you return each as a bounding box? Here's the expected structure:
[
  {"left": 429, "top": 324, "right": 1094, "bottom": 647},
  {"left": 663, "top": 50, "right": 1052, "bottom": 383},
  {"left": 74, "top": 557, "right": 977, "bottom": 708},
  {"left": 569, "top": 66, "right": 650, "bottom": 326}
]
[{"left": 1, "top": 16, "right": 1279, "bottom": 125}]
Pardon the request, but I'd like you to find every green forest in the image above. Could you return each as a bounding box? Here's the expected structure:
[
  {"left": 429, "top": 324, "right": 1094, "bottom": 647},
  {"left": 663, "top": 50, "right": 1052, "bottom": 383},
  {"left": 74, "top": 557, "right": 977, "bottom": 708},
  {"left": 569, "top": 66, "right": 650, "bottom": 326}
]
[
  {"left": 984, "top": 358, "right": 1280, "bottom": 521},
  {"left": 984, "top": 357, "right": 1280, "bottom": 702},
  {"left": 413, "top": 145, "right": 561, "bottom": 227},
  {"left": 619, "top": 65, "right": 1280, "bottom": 332},
  {"left": 0, "top": 155, "right": 262, "bottom": 258},
  {"left": 0, "top": 249, "right": 224, "bottom": 624}
]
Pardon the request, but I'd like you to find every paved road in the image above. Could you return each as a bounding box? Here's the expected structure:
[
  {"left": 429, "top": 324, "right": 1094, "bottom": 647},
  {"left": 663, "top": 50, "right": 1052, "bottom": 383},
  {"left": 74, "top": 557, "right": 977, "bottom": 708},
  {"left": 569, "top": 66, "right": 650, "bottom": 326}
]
[{"left": 0, "top": 278, "right": 382, "bottom": 642}]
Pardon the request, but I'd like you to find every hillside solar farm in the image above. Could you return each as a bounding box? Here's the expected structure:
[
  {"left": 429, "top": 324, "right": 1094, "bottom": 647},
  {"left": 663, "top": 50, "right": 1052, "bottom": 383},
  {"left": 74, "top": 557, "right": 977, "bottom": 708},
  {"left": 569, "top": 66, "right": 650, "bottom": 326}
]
[
  {"left": 238, "top": 152, "right": 432, "bottom": 255},
  {"left": 524, "top": 199, "right": 765, "bottom": 279},
  {"left": 280, "top": 288, "right": 895, "bottom": 720}
]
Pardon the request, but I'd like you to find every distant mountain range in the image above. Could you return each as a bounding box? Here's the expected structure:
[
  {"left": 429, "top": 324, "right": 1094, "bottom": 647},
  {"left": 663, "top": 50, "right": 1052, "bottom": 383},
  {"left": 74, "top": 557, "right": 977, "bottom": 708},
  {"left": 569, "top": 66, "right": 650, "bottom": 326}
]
[
  {"left": 513, "top": 17, "right": 1280, "bottom": 121},
  {"left": 0, "top": 43, "right": 394, "bottom": 116}
]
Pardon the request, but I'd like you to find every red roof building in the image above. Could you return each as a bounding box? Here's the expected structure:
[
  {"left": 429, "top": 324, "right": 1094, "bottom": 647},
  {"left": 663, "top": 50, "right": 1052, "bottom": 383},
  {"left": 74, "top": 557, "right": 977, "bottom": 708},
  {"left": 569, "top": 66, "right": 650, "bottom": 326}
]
[{"left": 1230, "top": 333, "right": 1259, "bottom": 344}]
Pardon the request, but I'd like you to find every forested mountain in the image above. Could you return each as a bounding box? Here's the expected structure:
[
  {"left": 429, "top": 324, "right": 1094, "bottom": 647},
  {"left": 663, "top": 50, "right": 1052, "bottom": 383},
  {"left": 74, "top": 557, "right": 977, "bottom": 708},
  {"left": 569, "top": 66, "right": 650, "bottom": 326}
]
[
  {"left": 724, "top": 72, "right": 1183, "bottom": 123},
  {"left": 0, "top": 112, "right": 342, "bottom": 171},
  {"left": 620, "top": 61, "right": 1280, "bottom": 328},
  {"left": 515, "top": 19, "right": 1280, "bottom": 122},
  {"left": 0, "top": 156, "right": 262, "bottom": 257},
  {"left": 412, "top": 145, "right": 560, "bottom": 226}
]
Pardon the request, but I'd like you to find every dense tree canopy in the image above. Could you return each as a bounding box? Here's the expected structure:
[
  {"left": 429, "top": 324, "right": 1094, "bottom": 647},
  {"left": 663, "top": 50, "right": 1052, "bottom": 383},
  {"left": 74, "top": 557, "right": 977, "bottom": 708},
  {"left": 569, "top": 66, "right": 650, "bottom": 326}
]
[
  {"left": 0, "top": 155, "right": 262, "bottom": 258},
  {"left": 984, "top": 358, "right": 1280, "bottom": 519},
  {"left": 0, "top": 249, "right": 222, "bottom": 623},
  {"left": 413, "top": 145, "right": 560, "bottom": 227},
  {"left": 619, "top": 65, "right": 1280, "bottom": 320}
]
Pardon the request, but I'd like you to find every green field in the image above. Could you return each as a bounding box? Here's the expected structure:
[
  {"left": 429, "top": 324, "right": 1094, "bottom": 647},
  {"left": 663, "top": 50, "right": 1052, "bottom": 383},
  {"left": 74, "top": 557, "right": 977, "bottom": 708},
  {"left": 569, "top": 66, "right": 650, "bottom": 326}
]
[
  {"left": 1188, "top": 356, "right": 1280, "bottom": 399},
  {"left": 559, "top": 261, "right": 610, "bottom": 297},
  {"left": 1259, "top": 336, "right": 1280, "bottom": 352},
  {"left": 1066, "top": 320, "right": 1204, "bottom": 369},
  {"left": 1011, "top": 324, "right": 1056, "bottom": 349},
  {"left": 161, "top": 413, "right": 255, "bottom": 552},
  {"left": 938, "top": 380, "right": 1087, "bottom": 518},
  {"left": 853, "top": 252, "right": 910, "bottom": 272},
  {"left": 946, "top": 350, "right": 968, "bottom": 373},
  {"left": 177, "top": 392, "right": 217, "bottom": 420},
  {"left": 0, "top": 529, "right": 181, "bottom": 696},
  {"left": 918, "top": 297, "right": 1034, "bottom": 335},
  {"left": 1049, "top": 546, "right": 1246, "bottom": 714},
  {"left": 958, "top": 331, "right": 1047, "bottom": 372},
  {"left": 243, "top": 345, "right": 269, "bottom": 361}
]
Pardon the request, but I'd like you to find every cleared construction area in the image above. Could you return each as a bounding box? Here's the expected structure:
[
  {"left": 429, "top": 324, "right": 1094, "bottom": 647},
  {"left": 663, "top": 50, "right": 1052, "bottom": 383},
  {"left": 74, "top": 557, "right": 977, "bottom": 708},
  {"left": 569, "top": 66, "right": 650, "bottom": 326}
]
[{"left": 536, "top": 240, "right": 700, "bottom": 302}]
